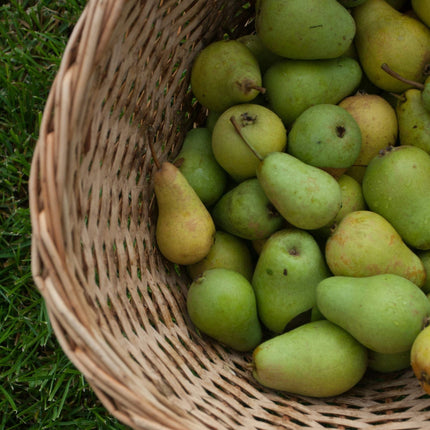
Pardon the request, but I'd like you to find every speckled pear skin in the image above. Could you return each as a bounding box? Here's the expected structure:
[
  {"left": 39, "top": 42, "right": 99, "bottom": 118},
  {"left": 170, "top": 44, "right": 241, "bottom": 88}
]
[{"left": 316, "top": 274, "right": 430, "bottom": 354}]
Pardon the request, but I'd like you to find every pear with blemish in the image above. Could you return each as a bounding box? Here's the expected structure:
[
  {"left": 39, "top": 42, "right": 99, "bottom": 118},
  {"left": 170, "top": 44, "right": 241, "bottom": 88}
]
[
  {"left": 252, "top": 228, "right": 330, "bottom": 334},
  {"left": 326, "top": 210, "right": 426, "bottom": 287},
  {"left": 154, "top": 162, "right": 215, "bottom": 265}
]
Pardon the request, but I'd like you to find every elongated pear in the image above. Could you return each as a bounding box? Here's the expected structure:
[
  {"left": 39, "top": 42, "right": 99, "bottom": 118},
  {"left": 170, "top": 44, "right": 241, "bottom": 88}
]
[
  {"left": 256, "top": 152, "right": 342, "bottom": 230},
  {"left": 187, "top": 268, "right": 262, "bottom": 352},
  {"left": 252, "top": 228, "right": 330, "bottom": 333},
  {"left": 362, "top": 145, "right": 430, "bottom": 250},
  {"left": 154, "top": 162, "right": 215, "bottom": 265},
  {"left": 252, "top": 320, "right": 368, "bottom": 397},
  {"left": 353, "top": 0, "right": 430, "bottom": 92},
  {"left": 326, "top": 210, "right": 426, "bottom": 287},
  {"left": 317, "top": 274, "right": 430, "bottom": 353}
]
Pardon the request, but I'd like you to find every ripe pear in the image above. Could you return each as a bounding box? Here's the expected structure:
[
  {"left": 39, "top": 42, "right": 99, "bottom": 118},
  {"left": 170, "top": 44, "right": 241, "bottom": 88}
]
[
  {"left": 287, "top": 104, "right": 362, "bottom": 170},
  {"left": 412, "top": 0, "right": 430, "bottom": 27},
  {"left": 190, "top": 40, "right": 263, "bottom": 112},
  {"left": 252, "top": 320, "right": 368, "bottom": 397},
  {"left": 411, "top": 323, "right": 430, "bottom": 394},
  {"left": 187, "top": 231, "right": 254, "bottom": 282},
  {"left": 211, "top": 104, "right": 287, "bottom": 182},
  {"left": 362, "top": 145, "right": 430, "bottom": 250},
  {"left": 353, "top": 0, "right": 430, "bottom": 93},
  {"left": 154, "top": 162, "right": 215, "bottom": 265},
  {"left": 186, "top": 268, "right": 262, "bottom": 352},
  {"left": 263, "top": 57, "right": 362, "bottom": 126},
  {"left": 173, "top": 128, "right": 227, "bottom": 206},
  {"left": 396, "top": 89, "right": 430, "bottom": 154},
  {"left": 339, "top": 92, "right": 398, "bottom": 183},
  {"left": 211, "top": 178, "right": 284, "bottom": 240},
  {"left": 252, "top": 228, "right": 330, "bottom": 334},
  {"left": 326, "top": 210, "right": 426, "bottom": 287},
  {"left": 316, "top": 274, "right": 430, "bottom": 353},
  {"left": 256, "top": 152, "right": 342, "bottom": 230},
  {"left": 368, "top": 349, "right": 411, "bottom": 373},
  {"left": 256, "top": 0, "right": 356, "bottom": 60}
]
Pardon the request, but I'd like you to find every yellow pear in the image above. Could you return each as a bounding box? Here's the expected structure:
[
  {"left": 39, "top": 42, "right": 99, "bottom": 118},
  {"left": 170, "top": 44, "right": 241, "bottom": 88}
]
[
  {"left": 411, "top": 323, "right": 430, "bottom": 395},
  {"left": 353, "top": 0, "right": 430, "bottom": 92},
  {"left": 154, "top": 162, "right": 215, "bottom": 265},
  {"left": 412, "top": 0, "right": 430, "bottom": 27},
  {"left": 339, "top": 92, "right": 398, "bottom": 183}
]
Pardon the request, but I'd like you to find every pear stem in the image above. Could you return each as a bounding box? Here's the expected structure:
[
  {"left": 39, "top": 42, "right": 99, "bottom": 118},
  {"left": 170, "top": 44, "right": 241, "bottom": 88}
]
[
  {"left": 148, "top": 133, "right": 161, "bottom": 170},
  {"left": 229, "top": 115, "right": 263, "bottom": 161},
  {"left": 381, "top": 63, "right": 425, "bottom": 90}
]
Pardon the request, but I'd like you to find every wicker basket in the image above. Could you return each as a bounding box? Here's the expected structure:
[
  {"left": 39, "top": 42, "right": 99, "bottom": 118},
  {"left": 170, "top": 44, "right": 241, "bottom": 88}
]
[{"left": 29, "top": 0, "right": 430, "bottom": 428}]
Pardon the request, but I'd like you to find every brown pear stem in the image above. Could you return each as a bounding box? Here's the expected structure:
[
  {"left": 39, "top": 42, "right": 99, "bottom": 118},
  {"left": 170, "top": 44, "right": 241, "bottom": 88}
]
[
  {"left": 229, "top": 115, "right": 263, "bottom": 161},
  {"left": 381, "top": 63, "right": 425, "bottom": 90},
  {"left": 388, "top": 91, "right": 406, "bottom": 102},
  {"left": 147, "top": 132, "right": 161, "bottom": 169}
]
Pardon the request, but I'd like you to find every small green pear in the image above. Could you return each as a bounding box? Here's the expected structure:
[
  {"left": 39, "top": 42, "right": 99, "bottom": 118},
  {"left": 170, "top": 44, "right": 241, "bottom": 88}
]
[
  {"left": 353, "top": 0, "right": 430, "bottom": 93},
  {"left": 252, "top": 320, "right": 368, "bottom": 397},
  {"left": 154, "top": 162, "right": 215, "bottom": 265},
  {"left": 211, "top": 178, "right": 284, "bottom": 240},
  {"left": 287, "top": 104, "right": 362, "bottom": 170},
  {"left": 396, "top": 89, "right": 430, "bottom": 154},
  {"left": 325, "top": 210, "right": 426, "bottom": 287},
  {"left": 368, "top": 350, "right": 411, "bottom": 373},
  {"left": 187, "top": 231, "right": 254, "bottom": 282},
  {"left": 263, "top": 57, "right": 362, "bottom": 126},
  {"left": 316, "top": 274, "right": 430, "bottom": 353},
  {"left": 211, "top": 104, "right": 287, "bottom": 182},
  {"left": 256, "top": 152, "right": 342, "bottom": 230},
  {"left": 174, "top": 128, "right": 227, "bottom": 206},
  {"left": 362, "top": 145, "right": 430, "bottom": 250},
  {"left": 186, "top": 268, "right": 262, "bottom": 352},
  {"left": 190, "top": 40, "right": 263, "bottom": 112},
  {"left": 252, "top": 228, "right": 330, "bottom": 333},
  {"left": 256, "top": 0, "right": 356, "bottom": 60}
]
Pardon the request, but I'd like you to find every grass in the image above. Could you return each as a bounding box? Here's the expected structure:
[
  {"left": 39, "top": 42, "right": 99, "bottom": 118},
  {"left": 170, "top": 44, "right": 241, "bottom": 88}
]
[{"left": 1, "top": 1, "right": 129, "bottom": 428}]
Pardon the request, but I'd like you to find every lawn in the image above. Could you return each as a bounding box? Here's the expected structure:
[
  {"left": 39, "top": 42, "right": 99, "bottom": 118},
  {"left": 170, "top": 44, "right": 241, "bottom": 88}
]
[{"left": 1, "top": 1, "right": 128, "bottom": 428}]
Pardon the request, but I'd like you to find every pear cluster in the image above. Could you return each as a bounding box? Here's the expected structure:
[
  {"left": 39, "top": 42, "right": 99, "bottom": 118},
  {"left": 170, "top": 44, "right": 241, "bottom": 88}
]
[{"left": 152, "top": 0, "right": 430, "bottom": 398}]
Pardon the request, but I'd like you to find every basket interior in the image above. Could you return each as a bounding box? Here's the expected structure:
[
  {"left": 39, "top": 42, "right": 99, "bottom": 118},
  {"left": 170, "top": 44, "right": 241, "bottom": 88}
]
[{"left": 30, "top": 0, "right": 430, "bottom": 429}]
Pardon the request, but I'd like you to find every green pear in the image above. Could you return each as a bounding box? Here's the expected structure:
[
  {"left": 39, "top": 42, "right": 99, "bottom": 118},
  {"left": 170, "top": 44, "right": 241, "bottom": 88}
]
[
  {"left": 287, "top": 104, "right": 362, "bottom": 169},
  {"left": 339, "top": 92, "right": 398, "bottom": 183},
  {"left": 190, "top": 40, "right": 263, "bottom": 112},
  {"left": 368, "top": 349, "right": 411, "bottom": 373},
  {"left": 211, "top": 178, "right": 284, "bottom": 240},
  {"left": 256, "top": 152, "right": 342, "bottom": 230},
  {"left": 353, "top": 0, "right": 430, "bottom": 93},
  {"left": 173, "top": 128, "right": 227, "bottom": 206},
  {"left": 237, "top": 33, "right": 282, "bottom": 73},
  {"left": 206, "top": 111, "right": 222, "bottom": 133},
  {"left": 256, "top": 0, "right": 356, "bottom": 60},
  {"left": 412, "top": 0, "right": 430, "bottom": 27},
  {"left": 316, "top": 274, "right": 430, "bottom": 353},
  {"left": 362, "top": 145, "right": 430, "bottom": 250},
  {"left": 187, "top": 268, "right": 262, "bottom": 352},
  {"left": 252, "top": 320, "right": 368, "bottom": 397},
  {"left": 396, "top": 89, "right": 430, "bottom": 154},
  {"left": 263, "top": 57, "right": 362, "bottom": 126},
  {"left": 187, "top": 231, "right": 254, "bottom": 282},
  {"left": 211, "top": 104, "right": 287, "bottom": 182},
  {"left": 326, "top": 210, "right": 426, "bottom": 287},
  {"left": 154, "top": 162, "right": 215, "bottom": 265},
  {"left": 418, "top": 251, "right": 430, "bottom": 294},
  {"left": 252, "top": 228, "right": 330, "bottom": 334}
]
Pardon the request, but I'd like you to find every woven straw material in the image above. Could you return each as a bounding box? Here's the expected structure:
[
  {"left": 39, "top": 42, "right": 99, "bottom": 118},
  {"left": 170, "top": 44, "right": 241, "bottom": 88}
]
[{"left": 30, "top": 0, "right": 430, "bottom": 428}]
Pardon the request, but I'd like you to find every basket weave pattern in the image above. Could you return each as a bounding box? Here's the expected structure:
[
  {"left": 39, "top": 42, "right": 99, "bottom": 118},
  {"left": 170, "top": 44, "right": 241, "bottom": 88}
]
[{"left": 30, "top": 0, "right": 430, "bottom": 428}]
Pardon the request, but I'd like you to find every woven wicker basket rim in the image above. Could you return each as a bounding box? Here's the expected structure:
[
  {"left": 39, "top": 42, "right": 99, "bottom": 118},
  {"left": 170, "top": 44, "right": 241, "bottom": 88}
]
[{"left": 30, "top": 0, "right": 430, "bottom": 429}]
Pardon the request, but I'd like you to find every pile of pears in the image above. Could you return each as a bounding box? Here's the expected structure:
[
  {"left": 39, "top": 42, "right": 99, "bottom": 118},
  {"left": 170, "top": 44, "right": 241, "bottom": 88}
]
[{"left": 152, "top": 0, "right": 430, "bottom": 398}]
